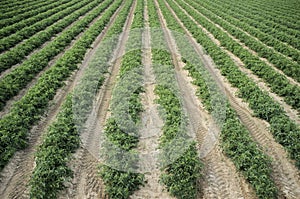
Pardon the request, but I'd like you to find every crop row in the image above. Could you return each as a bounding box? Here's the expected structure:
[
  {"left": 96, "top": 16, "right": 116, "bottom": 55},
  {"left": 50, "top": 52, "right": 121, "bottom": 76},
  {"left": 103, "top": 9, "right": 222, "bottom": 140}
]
[
  {"left": 184, "top": 0, "right": 300, "bottom": 83},
  {"left": 99, "top": 1, "right": 147, "bottom": 198},
  {"left": 0, "top": 2, "right": 82, "bottom": 53},
  {"left": 177, "top": 0, "right": 300, "bottom": 111},
  {"left": 0, "top": 0, "right": 102, "bottom": 73},
  {"left": 0, "top": 0, "right": 122, "bottom": 171},
  {"left": 194, "top": 0, "right": 300, "bottom": 63},
  {"left": 153, "top": 50, "right": 202, "bottom": 199},
  {"left": 157, "top": 0, "right": 278, "bottom": 198},
  {"left": 0, "top": 0, "right": 83, "bottom": 51},
  {"left": 0, "top": 0, "right": 56, "bottom": 20},
  {"left": 245, "top": 0, "right": 300, "bottom": 22},
  {"left": 166, "top": 0, "right": 300, "bottom": 169},
  {"left": 0, "top": 0, "right": 74, "bottom": 39},
  {"left": 0, "top": 0, "right": 62, "bottom": 28},
  {"left": 195, "top": 0, "right": 300, "bottom": 63},
  {"left": 209, "top": 0, "right": 300, "bottom": 38},
  {"left": 148, "top": 1, "right": 202, "bottom": 198},
  {"left": 29, "top": 95, "right": 80, "bottom": 199},
  {"left": 29, "top": 0, "right": 137, "bottom": 197},
  {"left": 0, "top": 0, "right": 37, "bottom": 12},
  {"left": 0, "top": 0, "right": 111, "bottom": 111}
]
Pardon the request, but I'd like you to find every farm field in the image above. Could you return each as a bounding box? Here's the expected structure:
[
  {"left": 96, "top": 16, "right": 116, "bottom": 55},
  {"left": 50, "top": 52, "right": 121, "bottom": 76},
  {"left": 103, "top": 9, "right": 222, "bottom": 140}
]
[{"left": 0, "top": 0, "right": 299, "bottom": 198}]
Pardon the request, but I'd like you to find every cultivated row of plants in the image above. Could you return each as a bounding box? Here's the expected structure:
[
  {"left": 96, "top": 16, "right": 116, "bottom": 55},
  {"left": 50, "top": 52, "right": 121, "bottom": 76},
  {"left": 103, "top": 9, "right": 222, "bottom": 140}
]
[
  {"left": 0, "top": 0, "right": 75, "bottom": 39},
  {"left": 0, "top": 0, "right": 122, "bottom": 171},
  {"left": 176, "top": 0, "right": 300, "bottom": 112},
  {"left": 209, "top": 0, "right": 300, "bottom": 39},
  {"left": 184, "top": 0, "right": 300, "bottom": 83},
  {"left": 157, "top": 0, "right": 278, "bottom": 198},
  {"left": 0, "top": 0, "right": 113, "bottom": 111},
  {"left": 245, "top": 0, "right": 300, "bottom": 22},
  {"left": 0, "top": 0, "right": 61, "bottom": 28},
  {"left": 29, "top": 0, "right": 136, "bottom": 197},
  {"left": 241, "top": 0, "right": 300, "bottom": 21},
  {"left": 0, "top": 0, "right": 56, "bottom": 20},
  {"left": 0, "top": 0, "right": 38, "bottom": 8},
  {"left": 0, "top": 0, "right": 88, "bottom": 53},
  {"left": 0, "top": 0, "right": 102, "bottom": 72},
  {"left": 153, "top": 49, "right": 202, "bottom": 199},
  {"left": 0, "top": 0, "right": 38, "bottom": 13},
  {"left": 29, "top": 95, "right": 80, "bottom": 199},
  {"left": 195, "top": 0, "right": 300, "bottom": 63},
  {"left": 99, "top": 1, "right": 146, "bottom": 198},
  {"left": 166, "top": 0, "right": 300, "bottom": 169},
  {"left": 148, "top": 1, "right": 202, "bottom": 198}
]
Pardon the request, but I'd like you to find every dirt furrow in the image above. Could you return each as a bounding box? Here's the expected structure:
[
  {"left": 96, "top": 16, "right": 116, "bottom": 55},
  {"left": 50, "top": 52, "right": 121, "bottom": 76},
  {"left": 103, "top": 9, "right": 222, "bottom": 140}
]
[
  {"left": 131, "top": 1, "right": 173, "bottom": 198},
  {"left": 59, "top": 1, "right": 137, "bottom": 198},
  {"left": 164, "top": 0, "right": 300, "bottom": 198},
  {"left": 181, "top": 0, "right": 300, "bottom": 88},
  {"left": 200, "top": 145, "right": 251, "bottom": 199},
  {"left": 224, "top": 50, "right": 300, "bottom": 124},
  {"left": 155, "top": 0, "right": 254, "bottom": 198},
  {"left": 228, "top": 94, "right": 300, "bottom": 199},
  {"left": 0, "top": 2, "right": 125, "bottom": 198}
]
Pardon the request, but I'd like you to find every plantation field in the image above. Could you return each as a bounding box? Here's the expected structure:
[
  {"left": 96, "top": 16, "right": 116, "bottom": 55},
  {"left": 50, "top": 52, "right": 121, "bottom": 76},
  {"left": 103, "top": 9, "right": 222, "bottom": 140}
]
[{"left": 0, "top": 0, "right": 299, "bottom": 198}]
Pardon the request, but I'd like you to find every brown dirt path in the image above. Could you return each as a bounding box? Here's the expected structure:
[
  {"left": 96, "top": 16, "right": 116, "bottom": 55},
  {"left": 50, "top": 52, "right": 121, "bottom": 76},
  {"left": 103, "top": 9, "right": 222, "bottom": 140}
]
[
  {"left": 58, "top": 1, "right": 138, "bottom": 198},
  {"left": 155, "top": 0, "right": 255, "bottom": 198},
  {"left": 131, "top": 1, "right": 174, "bottom": 198}
]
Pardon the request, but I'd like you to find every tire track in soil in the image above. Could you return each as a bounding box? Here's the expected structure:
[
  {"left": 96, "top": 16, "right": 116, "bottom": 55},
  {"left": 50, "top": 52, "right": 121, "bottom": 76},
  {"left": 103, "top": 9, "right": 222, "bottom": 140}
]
[
  {"left": 58, "top": 1, "right": 137, "bottom": 198},
  {"left": 179, "top": 0, "right": 300, "bottom": 121},
  {"left": 0, "top": 0, "right": 112, "bottom": 118},
  {"left": 228, "top": 94, "right": 300, "bottom": 199},
  {"left": 165, "top": 0, "right": 300, "bottom": 198},
  {"left": 225, "top": 50, "right": 300, "bottom": 125},
  {"left": 0, "top": 2, "right": 124, "bottom": 198},
  {"left": 131, "top": 1, "right": 174, "bottom": 198},
  {"left": 155, "top": 0, "right": 254, "bottom": 198}
]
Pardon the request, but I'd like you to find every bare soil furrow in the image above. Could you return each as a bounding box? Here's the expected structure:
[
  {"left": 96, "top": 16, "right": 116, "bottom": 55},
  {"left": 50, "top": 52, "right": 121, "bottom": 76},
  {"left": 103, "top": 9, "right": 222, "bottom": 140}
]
[
  {"left": 155, "top": 0, "right": 254, "bottom": 198},
  {"left": 228, "top": 94, "right": 300, "bottom": 199},
  {"left": 60, "top": 1, "right": 137, "bottom": 198},
  {"left": 131, "top": 1, "right": 173, "bottom": 198}
]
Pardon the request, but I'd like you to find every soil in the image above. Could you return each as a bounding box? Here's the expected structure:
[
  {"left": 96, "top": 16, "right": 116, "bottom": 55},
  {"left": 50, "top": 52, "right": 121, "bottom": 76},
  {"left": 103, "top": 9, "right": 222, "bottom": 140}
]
[
  {"left": 131, "top": 2, "right": 174, "bottom": 198},
  {"left": 58, "top": 1, "right": 137, "bottom": 198},
  {"left": 155, "top": 0, "right": 256, "bottom": 198}
]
